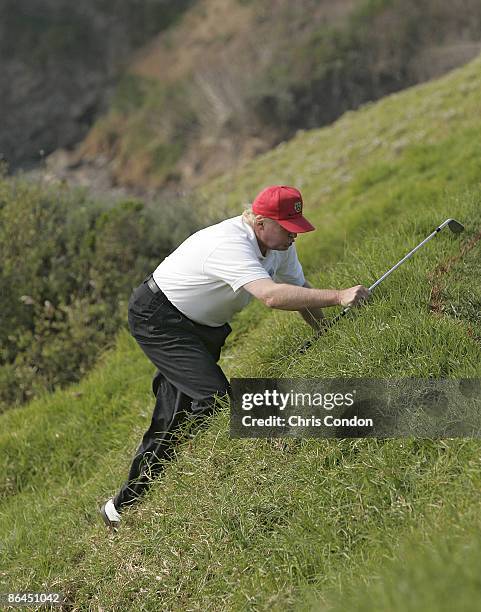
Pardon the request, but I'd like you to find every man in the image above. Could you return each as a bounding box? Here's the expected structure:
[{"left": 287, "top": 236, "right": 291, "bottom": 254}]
[{"left": 100, "top": 185, "right": 369, "bottom": 529}]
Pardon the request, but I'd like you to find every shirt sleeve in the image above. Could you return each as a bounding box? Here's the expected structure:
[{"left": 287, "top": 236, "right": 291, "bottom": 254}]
[
  {"left": 203, "top": 239, "right": 271, "bottom": 292},
  {"left": 273, "top": 244, "right": 306, "bottom": 286}
]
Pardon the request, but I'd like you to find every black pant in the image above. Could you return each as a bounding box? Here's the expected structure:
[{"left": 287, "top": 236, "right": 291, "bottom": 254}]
[{"left": 114, "top": 278, "right": 231, "bottom": 511}]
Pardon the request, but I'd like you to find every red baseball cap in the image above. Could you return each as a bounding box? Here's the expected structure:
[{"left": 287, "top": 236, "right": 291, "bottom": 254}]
[{"left": 252, "top": 185, "right": 315, "bottom": 233}]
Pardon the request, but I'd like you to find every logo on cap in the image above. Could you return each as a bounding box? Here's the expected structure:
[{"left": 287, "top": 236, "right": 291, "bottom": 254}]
[{"left": 294, "top": 201, "right": 302, "bottom": 213}]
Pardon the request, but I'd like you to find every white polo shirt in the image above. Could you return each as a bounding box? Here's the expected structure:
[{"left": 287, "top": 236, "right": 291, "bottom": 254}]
[{"left": 153, "top": 215, "right": 305, "bottom": 326}]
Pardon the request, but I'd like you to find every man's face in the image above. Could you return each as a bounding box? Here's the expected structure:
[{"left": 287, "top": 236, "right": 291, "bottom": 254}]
[{"left": 255, "top": 217, "right": 297, "bottom": 252}]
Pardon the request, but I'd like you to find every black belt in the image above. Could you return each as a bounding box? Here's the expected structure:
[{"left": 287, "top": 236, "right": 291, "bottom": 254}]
[
  {"left": 144, "top": 275, "right": 184, "bottom": 315},
  {"left": 146, "top": 275, "right": 161, "bottom": 294}
]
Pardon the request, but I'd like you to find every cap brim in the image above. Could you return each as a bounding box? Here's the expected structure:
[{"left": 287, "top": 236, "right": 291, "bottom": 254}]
[{"left": 278, "top": 216, "right": 315, "bottom": 233}]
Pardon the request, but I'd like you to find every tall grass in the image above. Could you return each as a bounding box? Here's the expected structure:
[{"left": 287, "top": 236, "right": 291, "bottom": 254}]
[{"left": 0, "top": 56, "right": 480, "bottom": 611}]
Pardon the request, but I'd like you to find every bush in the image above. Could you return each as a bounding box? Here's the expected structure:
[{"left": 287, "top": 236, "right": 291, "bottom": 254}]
[{"left": 0, "top": 175, "right": 212, "bottom": 412}]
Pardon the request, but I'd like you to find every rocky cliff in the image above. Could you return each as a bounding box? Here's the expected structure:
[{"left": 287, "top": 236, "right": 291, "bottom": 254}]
[
  {"left": 0, "top": 0, "right": 193, "bottom": 170},
  {"left": 48, "top": 0, "right": 481, "bottom": 195}
]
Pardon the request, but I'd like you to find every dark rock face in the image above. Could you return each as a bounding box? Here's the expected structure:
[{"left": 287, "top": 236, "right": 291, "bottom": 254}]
[
  {"left": 1, "top": 57, "right": 113, "bottom": 170},
  {"left": 0, "top": 0, "right": 193, "bottom": 170}
]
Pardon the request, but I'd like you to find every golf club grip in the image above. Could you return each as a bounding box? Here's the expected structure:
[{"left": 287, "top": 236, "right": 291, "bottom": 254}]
[
  {"left": 298, "top": 302, "right": 359, "bottom": 353},
  {"left": 298, "top": 307, "right": 350, "bottom": 353}
]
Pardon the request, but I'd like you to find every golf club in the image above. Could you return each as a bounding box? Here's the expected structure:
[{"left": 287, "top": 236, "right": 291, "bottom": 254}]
[{"left": 299, "top": 218, "right": 465, "bottom": 353}]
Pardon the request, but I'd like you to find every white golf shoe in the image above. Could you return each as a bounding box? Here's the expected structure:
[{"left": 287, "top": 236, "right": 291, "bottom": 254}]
[{"left": 100, "top": 498, "right": 121, "bottom": 531}]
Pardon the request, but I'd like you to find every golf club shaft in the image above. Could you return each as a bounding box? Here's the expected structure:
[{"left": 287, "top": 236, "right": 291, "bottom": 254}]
[{"left": 368, "top": 227, "right": 440, "bottom": 292}]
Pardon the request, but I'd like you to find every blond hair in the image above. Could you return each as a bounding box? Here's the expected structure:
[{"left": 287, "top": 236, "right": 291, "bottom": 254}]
[
  {"left": 242, "top": 206, "right": 276, "bottom": 229},
  {"left": 242, "top": 206, "right": 258, "bottom": 228}
]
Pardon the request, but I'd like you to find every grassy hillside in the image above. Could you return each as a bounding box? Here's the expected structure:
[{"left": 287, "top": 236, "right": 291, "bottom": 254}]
[{"left": 1, "top": 57, "right": 480, "bottom": 610}]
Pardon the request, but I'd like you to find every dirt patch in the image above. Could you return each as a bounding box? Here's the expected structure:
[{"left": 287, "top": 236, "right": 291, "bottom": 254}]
[{"left": 428, "top": 229, "right": 481, "bottom": 317}]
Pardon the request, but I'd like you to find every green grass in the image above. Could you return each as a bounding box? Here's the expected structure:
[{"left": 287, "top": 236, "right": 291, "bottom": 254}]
[
  {"left": 1, "top": 56, "right": 481, "bottom": 610},
  {"left": 317, "top": 513, "right": 481, "bottom": 612}
]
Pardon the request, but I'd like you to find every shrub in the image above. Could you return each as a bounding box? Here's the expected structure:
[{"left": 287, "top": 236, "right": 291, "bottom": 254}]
[{"left": 0, "top": 176, "right": 213, "bottom": 412}]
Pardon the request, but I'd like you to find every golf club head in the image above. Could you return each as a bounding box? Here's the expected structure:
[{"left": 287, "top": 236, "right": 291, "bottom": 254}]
[{"left": 447, "top": 219, "right": 464, "bottom": 234}]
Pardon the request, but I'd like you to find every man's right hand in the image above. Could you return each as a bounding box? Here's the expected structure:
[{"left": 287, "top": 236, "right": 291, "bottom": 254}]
[
  {"left": 338, "top": 285, "right": 370, "bottom": 308},
  {"left": 243, "top": 278, "right": 370, "bottom": 311}
]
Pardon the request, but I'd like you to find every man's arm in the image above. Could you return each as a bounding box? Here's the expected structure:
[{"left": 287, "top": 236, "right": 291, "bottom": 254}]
[
  {"left": 299, "top": 280, "right": 327, "bottom": 331},
  {"left": 243, "top": 278, "right": 369, "bottom": 311}
]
